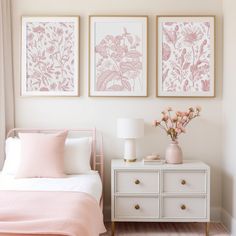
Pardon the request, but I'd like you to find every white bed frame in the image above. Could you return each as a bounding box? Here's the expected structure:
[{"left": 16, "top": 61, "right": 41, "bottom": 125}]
[{"left": 6, "top": 128, "right": 104, "bottom": 209}]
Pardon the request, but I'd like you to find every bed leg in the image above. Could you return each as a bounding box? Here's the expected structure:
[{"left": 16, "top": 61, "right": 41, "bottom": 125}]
[
  {"left": 111, "top": 221, "right": 115, "bottom": 236},
  {"left": 205, "top": 222, "right": 210, "bottom": 236}
]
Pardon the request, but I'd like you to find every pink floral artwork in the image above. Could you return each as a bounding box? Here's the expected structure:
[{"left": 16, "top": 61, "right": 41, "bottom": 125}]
[
  {"left": 157, "top": 17, "right": 215, "bottom": 97},
  {"left": 22, "top": 17, "right": 79, "bottom": 96},
  {"left": 90, "top": 17, "right": 147, "bottom": 96}
]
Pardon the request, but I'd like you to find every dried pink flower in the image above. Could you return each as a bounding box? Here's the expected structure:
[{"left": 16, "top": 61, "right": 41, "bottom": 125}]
[
  {"left": 166, "top": 107, "right": 172, "bottom": 112},
  {"left": 153, "top": 106, "right": 201, "bottom": 142},
  {"left": 176, "top": 111, "right": 182, "bottom": 116},
  {"left": 162, "top": 115, "right": 169, "bottom": 122},
  {"left": 175, "top": 128, "right": 182, "bottom": 134},
  {"left": 180, "top": 126, "right": 186, "bottom": 133},
  {"left": 172, "top": 116, "right": 178, "bottom": 122},
  {"left": 153, "top": 120, "right": 161, "bottom": 126},
  {"left": 196, "top": 105, "right": 202, "bottom": 112}
]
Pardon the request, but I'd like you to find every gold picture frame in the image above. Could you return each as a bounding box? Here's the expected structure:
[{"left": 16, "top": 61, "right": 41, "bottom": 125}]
[
  {"left": 20, "top": 15, "right": 80, "bottom": 98},
  {"left": 89, "top": 15, "right": 148, "bottom": 97},
  {"left": 156, "top": 15, "right": 216, "bottom": 98}
]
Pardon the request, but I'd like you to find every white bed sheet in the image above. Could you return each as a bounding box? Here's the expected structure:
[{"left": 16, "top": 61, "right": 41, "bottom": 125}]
[{"left": 0, "top": 171, "right": 102, "bottom": 203}]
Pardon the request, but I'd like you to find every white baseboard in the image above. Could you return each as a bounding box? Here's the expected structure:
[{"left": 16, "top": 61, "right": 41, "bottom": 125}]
[
  {"left": 221, "top": 208, "right": 236, "bottom": 235},
  {"left": 103, "top": 206, "right": 222, "bottom": 223},
  {"left": 211, "top": 207, "right": 222, "bottom": 222}
]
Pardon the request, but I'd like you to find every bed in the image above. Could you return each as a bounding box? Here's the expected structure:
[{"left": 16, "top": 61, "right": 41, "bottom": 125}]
[{"left": 0, "top": 128, "right": 106, "bottom": 236}]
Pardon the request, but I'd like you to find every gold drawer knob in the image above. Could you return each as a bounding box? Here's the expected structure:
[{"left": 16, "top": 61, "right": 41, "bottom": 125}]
[
  {"left": 135, "top": 179, "right": 140, "bottom": 185},
  {"left": 134, "top": 204, "right": 140, "bottom": 210},
  {"left": 181, "top": 204, "right": 186, "bottom": 210},
  {"left": 181, "top": 180, "right": 186, "bottom": 185}
]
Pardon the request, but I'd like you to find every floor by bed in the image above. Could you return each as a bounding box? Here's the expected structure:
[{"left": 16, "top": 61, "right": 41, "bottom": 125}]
[{"left": 104, "top": 222, "right": 229, "bottom": 235}]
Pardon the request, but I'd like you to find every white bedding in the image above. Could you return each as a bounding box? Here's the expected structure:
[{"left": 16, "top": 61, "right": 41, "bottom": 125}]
[{"left": 0, "top": 171, "right": 102, "bottom": 203}]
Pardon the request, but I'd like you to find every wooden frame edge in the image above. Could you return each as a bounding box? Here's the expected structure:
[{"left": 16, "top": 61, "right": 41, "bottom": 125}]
[
  {"left": 88, "top": 15, "right": 148, "bottom": 98},
  {"left": 156, "top": 15, "right": 216, "bottom": 98},
  {"left": 20, "top": 15, "right": 80, "bottom": 98}
]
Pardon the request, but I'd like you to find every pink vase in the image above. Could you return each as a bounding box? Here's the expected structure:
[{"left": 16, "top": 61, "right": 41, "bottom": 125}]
[{"left": 165, "top": 141, "right": 183, "bottom": 164}]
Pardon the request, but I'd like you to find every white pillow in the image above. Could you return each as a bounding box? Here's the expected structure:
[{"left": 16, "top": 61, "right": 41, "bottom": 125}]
[
  {"left": 64, "top": 137, "right": 92, "bottom": 174},
  {"left": 2, "top": 137, "right": 92, "bottom": 175},
  {"left": 2, "top": 137, "right": 21, "bottom": 175}
]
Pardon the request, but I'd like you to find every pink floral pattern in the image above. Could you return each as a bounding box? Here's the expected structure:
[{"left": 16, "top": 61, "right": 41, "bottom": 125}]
[
  {"left": 94, "top": 28, "right": 143, "bottom": 92},
  {"left": 161, "top": 21, "right": 211, "bottom": 93},
  {"left": 25, "top": 21, "right": 76, "bottom": 92}
]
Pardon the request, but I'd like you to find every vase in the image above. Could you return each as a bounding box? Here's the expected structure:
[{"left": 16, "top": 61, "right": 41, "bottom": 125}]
[{"left": 165, "top": 141, "right": 183, "bottom": 164}]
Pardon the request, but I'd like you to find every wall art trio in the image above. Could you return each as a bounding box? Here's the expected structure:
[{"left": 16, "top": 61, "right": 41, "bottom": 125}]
[{"left": 21, "top": 15, "right": 215, "bottom": 97}]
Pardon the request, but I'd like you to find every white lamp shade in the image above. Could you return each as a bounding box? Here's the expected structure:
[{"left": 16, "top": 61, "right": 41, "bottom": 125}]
[{"left": 117, "top": 118, "right": 144, "bottom": 139}]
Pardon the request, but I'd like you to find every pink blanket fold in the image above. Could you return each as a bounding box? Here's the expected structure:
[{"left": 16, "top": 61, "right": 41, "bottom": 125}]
[{"left": 0, "top": 190, "right": 106, "bottom": 236}]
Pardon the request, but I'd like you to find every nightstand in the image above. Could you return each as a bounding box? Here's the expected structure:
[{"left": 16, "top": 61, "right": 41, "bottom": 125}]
[{"left": 111, "top": 159, "right": 210, "bottom": 236}]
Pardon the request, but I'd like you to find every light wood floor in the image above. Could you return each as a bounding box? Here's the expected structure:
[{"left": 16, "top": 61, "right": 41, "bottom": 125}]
[{"left": 103, "top": 222, "right": 229, "bottom": 235}]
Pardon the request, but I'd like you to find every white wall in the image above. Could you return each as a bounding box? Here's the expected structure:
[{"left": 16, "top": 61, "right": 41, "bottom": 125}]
[
  {"left": 222, "top": 0, "right": 236, "bottom": 233},
  {"left": 11, "top": 0, "right": 223, "bottom": 220}
]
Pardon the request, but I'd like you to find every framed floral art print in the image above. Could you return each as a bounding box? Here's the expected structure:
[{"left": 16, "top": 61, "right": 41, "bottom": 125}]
[
  {"left": 21, "top": 16, "right": 79, "bottom": 96},
  {"left": 89, "top": 16, "right": 148, "bottom": 97},
  {"left": 157, "top": 16, "right": 215, "bottom": 97}
]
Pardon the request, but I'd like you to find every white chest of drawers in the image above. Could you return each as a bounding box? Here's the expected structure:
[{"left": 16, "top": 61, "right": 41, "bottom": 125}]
[{"left": 111, "top": 160, "right": 210, "bottom": 235}]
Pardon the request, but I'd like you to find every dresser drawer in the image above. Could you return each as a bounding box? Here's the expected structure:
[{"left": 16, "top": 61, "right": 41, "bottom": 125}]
[
  {"left": 163, "top": 171, "right": 207, "bottom": 194},
  {"left": 115, "top": 170, "right": 159, "bottom": 194},
  {"left": 162, "top": 196, "right": 207, "bottom": 219},
  {"left": 115, "top": 196, "right": 159, "bottom": 219}
]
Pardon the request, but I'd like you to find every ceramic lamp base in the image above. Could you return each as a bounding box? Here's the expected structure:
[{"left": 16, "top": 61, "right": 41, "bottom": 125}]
[
  {"left": 123, "top": 139, "right": 136, "bottom": 162},
  {"left": 124, "top": 158, "right": 136, "bottom": 162}
]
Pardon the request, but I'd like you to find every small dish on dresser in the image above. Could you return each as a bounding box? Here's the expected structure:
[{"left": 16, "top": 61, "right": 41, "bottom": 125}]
[
  {"left": 145, "top": 154, "right": 160, "bottom": 160},
  {"left": 143, "top": 154, "right": 165, "bottom": 165}
]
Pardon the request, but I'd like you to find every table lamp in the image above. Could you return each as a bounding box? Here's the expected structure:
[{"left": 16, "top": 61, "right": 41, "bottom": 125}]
[{"left": 117, "top": 118, "right": 144, "bottom": 162}]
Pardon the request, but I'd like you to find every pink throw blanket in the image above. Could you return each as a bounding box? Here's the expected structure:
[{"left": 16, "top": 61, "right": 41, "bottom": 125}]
[{"left": 0, "top": 190, "right": 106, "bottom": 236}]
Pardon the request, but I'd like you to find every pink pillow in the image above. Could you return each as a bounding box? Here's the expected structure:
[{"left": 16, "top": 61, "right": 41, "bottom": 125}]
[{"left": 16, "top": 131, "right": 68, "bottom": 178}]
